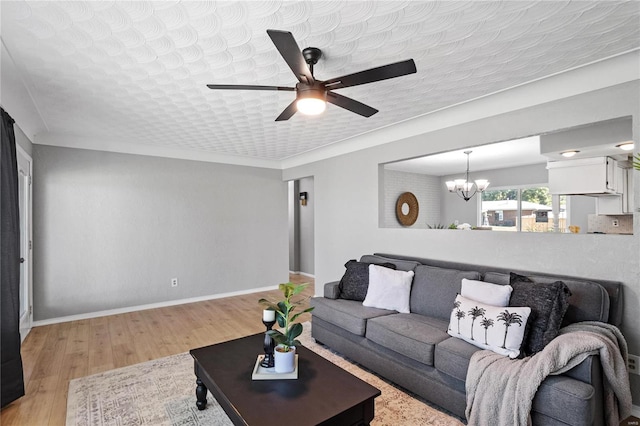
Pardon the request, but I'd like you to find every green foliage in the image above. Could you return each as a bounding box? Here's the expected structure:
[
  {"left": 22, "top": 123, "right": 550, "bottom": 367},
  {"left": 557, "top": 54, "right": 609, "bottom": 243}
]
[
  {"left": 482, "top": 187, "right": 551, "bottom": 206},
  {"left": 258, "top": 282, "right": 314, "bottom": 351},
  {"left": 448, "top": 223, "right": 458, "bottom": 229},
  {"left": 633, "top": 154, "right": 640, "bottom": 171},
  {"left": 427, "top": 224, "right": 446, "bottom": 229},
  {"left": 521, "top": 187, "right": 551, "bottom": 206},
  {"left": 481, "top": 189, "right": 518, "bottom": 201}
]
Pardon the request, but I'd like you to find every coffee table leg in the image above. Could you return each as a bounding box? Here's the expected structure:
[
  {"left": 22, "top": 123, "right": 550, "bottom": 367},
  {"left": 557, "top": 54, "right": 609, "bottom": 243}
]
[{"left": 196, "top": 377, "right": 208, "bottom": 410}]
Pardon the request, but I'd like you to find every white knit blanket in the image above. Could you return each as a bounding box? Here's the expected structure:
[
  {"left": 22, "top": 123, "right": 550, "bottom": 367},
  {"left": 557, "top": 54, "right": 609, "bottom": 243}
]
[{"left": 465, "top": 321, "right": 632, "bottom": 426}]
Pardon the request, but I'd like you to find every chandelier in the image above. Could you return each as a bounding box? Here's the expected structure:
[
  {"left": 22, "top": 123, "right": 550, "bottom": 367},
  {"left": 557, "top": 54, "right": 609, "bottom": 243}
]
[{"left": 445, "top": 151, "right": 490, "bottom": 202}]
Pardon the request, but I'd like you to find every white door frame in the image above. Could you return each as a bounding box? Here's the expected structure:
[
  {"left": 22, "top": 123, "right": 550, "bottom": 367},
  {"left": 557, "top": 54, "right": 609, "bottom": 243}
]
[{"left": 16, "top": 144, "right": 33, "bottom": 342}]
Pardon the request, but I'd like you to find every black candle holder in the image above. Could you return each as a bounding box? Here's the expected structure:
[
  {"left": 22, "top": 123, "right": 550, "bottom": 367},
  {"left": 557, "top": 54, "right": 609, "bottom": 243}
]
[{"left": 260, "top": 319, "right": 276, "bottom": 368}]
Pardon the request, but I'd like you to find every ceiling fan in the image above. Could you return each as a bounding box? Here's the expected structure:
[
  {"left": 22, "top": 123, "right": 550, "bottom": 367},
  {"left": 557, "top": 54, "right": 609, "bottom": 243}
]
[{"left": 207, "top": 29, "right": 417, "bottom": 121}]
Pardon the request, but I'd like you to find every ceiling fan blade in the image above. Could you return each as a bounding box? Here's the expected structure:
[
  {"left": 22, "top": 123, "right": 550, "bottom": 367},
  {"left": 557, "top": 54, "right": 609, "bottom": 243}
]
[
  {"left": 326, "top": 92, "right": 378, "bottom": 117},
  {"left": 275, "top": 100, "right": 298, "bottom": 121},
  {"left": 267, "top": 29, "right": 315, "bottom": 84},
  {"left": 207, "top": 84, "right": 295, "bottom": 91},
  {"left": 323, "top": 59, "right": 416, "bottom": 90}
]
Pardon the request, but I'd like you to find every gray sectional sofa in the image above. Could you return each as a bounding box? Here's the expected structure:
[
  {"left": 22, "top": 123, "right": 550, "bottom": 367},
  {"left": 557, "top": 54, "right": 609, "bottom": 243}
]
[{"left": 310, "top": 253, "right": 624, "bottom": 426}]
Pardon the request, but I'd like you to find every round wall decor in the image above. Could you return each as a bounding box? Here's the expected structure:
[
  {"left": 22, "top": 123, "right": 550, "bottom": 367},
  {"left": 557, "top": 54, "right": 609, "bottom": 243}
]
[{"left": 396, "top": 192, "right": 419, "bottom": 226}]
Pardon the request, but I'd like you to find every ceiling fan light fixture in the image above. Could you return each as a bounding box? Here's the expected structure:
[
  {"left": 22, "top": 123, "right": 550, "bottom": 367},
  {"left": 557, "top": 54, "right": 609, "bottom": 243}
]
[
  {"left": 296, "top": 87, "right": 327, "bottom": 116},
  {"left": 297, "top": 97, "right": 326, "bottom": 115}
]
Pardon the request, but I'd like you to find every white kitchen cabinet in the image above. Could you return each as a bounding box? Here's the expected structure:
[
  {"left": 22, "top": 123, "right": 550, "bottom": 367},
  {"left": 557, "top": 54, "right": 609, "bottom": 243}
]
[
  {"left": 596, "top": 166, "right": 633, "bottom": 214},
  {"left": 548, "top": 157, "right": 620, "bottom": 195}
]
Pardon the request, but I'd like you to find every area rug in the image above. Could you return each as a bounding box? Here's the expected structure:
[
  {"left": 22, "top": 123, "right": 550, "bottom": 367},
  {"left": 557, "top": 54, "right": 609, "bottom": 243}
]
[{"left": 66, "top": 323, "right": 464, "bottom": 426}]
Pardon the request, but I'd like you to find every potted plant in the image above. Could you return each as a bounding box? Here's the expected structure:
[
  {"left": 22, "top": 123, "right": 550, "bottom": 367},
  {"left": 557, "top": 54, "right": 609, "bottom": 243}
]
[{"left": 258, "top": 282, "right": 314, "bottom": 373}]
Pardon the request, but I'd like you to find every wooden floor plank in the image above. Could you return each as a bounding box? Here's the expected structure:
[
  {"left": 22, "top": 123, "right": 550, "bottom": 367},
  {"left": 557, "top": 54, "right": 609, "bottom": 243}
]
[
  {"left": 64, "top": 320, "right": 90, "bottom": 355},
  {"left": 1, "top": 274, "right": 314, "bottom": 426},
  {"left": 49, "top": 352, "right": 89, "bottom": 425},
  {"left": 29, "top": 322, "right": 71, "bottom": 381},
  {"left": 87, "top": 317, "right": 115, "bottom": 375}
]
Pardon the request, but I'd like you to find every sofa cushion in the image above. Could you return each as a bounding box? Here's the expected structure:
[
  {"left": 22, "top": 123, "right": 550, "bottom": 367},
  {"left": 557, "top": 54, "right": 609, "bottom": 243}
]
[
  {"left": 461, "top": 278, "right": 512, "bottom": 306},
  {"left": 434, "top": 337, "right": 481, "bottom": 381},
  {"left": 410, "top": 265, "right": 481, "bottom": 320},
  {"left": 484, "top": 271, "right": 610, "bottom": 325},
  {"left": 448, "top": 294, "right": 531, "bottom": 359},
  {"left": 362, "top": 265, "right": 414, "bottom": 313},
  {"left": 509, "top": 273, "right": 571, "bottom": 356},
  {"left": 359, "top": 254, "right": 420, "bottom": 272},
  {"left": 366, "top": 313, "right": 449, "bottom": 366},
  {"left": 338, "top": 260, "right": 396, "bottom": 301},
  {"left": 310, "top": 297, "right": 393, "bottom": 336}
]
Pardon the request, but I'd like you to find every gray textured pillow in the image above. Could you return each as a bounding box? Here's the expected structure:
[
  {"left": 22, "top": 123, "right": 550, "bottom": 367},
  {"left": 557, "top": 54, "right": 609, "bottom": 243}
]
[
  {"left": 509, "top": 273, "right": 571, "bottom": 356},
  {"left": 338, "top": 260, "right": 396, "bottom": 301}
]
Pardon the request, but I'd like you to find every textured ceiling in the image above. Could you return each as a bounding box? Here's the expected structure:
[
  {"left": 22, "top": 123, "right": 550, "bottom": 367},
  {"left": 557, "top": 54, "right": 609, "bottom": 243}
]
[{"left": 1, "top": 1, "right": 639, "bottom": 162}]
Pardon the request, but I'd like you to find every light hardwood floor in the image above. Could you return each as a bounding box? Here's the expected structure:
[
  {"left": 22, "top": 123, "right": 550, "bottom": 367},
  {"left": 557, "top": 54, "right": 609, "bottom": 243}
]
[{"left": 1, "top": 274, "right": 315, "bottom": 426}]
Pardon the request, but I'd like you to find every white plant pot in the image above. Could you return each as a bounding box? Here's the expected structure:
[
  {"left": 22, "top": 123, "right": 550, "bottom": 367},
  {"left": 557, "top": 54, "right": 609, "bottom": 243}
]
[{"left": 274, "top": 345, "right": 296, "bottom": 373}]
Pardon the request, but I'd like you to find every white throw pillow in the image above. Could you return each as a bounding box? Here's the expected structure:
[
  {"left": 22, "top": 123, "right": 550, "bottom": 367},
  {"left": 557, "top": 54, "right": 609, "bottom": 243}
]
[
  {"left": 362, "top": 265, "right": 414, "bottom": 313},
  {"left": 448, "top": 294, "right": 530, "bottom": 359},
  {"left": 461, "top": 278, "right": 513, "bottom": 307}
]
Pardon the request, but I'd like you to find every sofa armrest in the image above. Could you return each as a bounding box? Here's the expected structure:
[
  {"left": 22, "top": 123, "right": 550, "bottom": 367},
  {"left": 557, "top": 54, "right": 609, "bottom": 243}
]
[
  {"left": 324, "top": 281, "right": 340, "bottom": 299},
  {"left": 559, "top": 353, "right": 601, "bottom": 385}
]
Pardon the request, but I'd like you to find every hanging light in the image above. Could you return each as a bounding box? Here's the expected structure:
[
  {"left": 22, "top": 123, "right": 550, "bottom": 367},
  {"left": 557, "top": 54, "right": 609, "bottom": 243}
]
[{"left": 445, "top": 151, "right": 490, "bottom": 202}]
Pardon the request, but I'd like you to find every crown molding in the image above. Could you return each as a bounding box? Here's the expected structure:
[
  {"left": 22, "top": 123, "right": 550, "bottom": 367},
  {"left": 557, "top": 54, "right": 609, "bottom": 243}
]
[{"left": 34, "top": 133, "right": 283, "bottom": 169}]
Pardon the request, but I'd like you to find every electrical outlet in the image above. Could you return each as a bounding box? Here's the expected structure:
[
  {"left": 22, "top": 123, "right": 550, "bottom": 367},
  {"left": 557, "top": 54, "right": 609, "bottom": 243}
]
[
  {"left": 612, "top": 219, "right": 619, "bottom": 227},
  {"left": 171, "top": 278, "right": 178, "bottom": 287},
  {"left": 629, "top": 354, "right": 639, "bottom": 375}
]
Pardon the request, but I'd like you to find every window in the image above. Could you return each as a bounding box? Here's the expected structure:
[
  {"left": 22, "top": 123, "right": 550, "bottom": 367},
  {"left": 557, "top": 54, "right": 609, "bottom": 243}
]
[{"left": 479, "top": 186, "right": 562, "bottom": 232}]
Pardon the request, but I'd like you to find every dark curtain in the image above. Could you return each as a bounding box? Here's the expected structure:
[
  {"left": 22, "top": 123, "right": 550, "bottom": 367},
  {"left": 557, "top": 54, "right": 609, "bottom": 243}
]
[{"left": 1, "top": 107, "right": 25, "bottom": 408}]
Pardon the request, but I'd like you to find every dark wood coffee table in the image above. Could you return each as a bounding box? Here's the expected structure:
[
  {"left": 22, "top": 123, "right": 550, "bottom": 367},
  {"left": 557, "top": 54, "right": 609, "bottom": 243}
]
[{"left": 190, "top": 332, "right": 381, "bottom": 425}]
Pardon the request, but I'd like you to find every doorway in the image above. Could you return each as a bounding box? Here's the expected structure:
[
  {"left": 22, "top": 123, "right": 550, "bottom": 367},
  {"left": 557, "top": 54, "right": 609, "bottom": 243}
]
[{"left": 16, "top": 145, "right": 32, "bottom": 341}]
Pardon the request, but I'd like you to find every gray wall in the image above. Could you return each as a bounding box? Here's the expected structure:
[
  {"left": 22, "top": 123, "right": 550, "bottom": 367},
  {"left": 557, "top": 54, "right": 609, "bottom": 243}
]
[
  {"left": 15, "top": 124, "right": 33, "bottom": 156},
  {"left": 284, "top": 81, "right": 640, "bottom": 404},
  {"left": 383, "top": 169, "right": 441, "bottom": 228},
  {"left": 288, "top": 180, "right": 300, "bottom": 272},
  {"left": 540, "top": 117, "right": 632, "bottom": 154},
  {"left": 288, "top": 177, "right": 314, "bottom": 275},
  {"left": 33, "top": 145, "right": 288, "bottom": 320},
  {"left": 298, "top": 177, "right": 315, "bottom": 275}
]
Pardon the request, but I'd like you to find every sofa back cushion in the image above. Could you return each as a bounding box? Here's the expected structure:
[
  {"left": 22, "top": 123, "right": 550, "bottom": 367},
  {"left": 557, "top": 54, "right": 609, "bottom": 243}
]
[
  {"left": 509, "top": 273, "right": 571, "bottom": 356},
  {"left": 483, "top": 271, "right": 610, "bottom": 325},
  {"left": 359, "top": 254, "right": 420, "bottom": 272},
  {"left": 411, "top": 265, "right": 481, "bottom": 320},
  {"left": 338, "top": 260, "right": 396, "bottom": 301}
]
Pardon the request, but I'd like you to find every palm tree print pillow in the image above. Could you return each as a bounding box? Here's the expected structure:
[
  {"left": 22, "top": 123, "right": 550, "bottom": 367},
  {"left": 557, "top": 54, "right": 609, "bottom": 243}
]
[{"left": 447, "top": 294, "right": 531, "bottom": 359}]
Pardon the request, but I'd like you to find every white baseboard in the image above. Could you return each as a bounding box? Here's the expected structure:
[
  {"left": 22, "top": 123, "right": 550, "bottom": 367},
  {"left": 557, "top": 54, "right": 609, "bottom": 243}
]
[
  {"left": 32, "top": 285, "right": 279, "bottom": 327},
  {"left": 298, "top": 272, "right": 315, "bottom": 279},
  {"left": 289, "top": 271, "right": 315, "bottom": 279}
]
